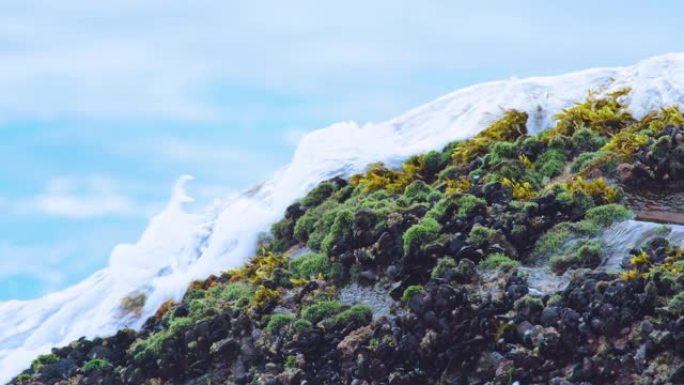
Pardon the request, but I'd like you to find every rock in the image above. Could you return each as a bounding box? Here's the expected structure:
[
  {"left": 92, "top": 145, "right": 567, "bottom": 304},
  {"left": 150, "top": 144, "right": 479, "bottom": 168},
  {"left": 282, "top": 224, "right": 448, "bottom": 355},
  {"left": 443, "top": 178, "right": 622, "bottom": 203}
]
[
  {"left": 483, "top": 182, "right": 512, "bottom": 204},
  {"left": 285, "top": 203, "right": 305, "bottom": 219},
  {"left": 494, "top": 359, "right": 515, "bottom": 381},
  {"left": 516, "top": 321, "right": 534, "bottom": 343},
  {"left": 38, "top": 357, "right": 78, "bottom": 383},
  {"left": 210, "top": 337, "right": 240, "bottom": 360},
  {"left": 636, "top": 210, "right": 684, "bottom": 225},
  {"left": 448, "top": 233, "right": 465, "bottom": 255},
  {"left": 337, "top": 325, "right": 373, "bottom": 357},
  {"left": 358, "top": 270, "right": 378, "bottom": 284},
  {"left": 540, "top": 307, "right": 560, "bottom": 326},
  {"left": 454, "top": 245, "right": 483, "bottom": 262},
  {"left": 617, "top": 163, "right": 636, "bottom": 184},
  {"left": 640, "top": 320, "right": 654, "bottom": 337},
  {"left": 354, "top": 209, "right": 376, "bottom": 230},
  {"left": 454, "top": 259, "right": 477, "bottom": 283},
  {"left": 407, "top": 293, "right": 426, "bottom": 314},
  {"left": 386, "top": 264, "right": 401, "bottom": 280},
  {"left": 419, "top": 330, "right": 437, "bottom": 353},
  {"left": 670, "top": 365, "right": 684, "bottom": 384}
]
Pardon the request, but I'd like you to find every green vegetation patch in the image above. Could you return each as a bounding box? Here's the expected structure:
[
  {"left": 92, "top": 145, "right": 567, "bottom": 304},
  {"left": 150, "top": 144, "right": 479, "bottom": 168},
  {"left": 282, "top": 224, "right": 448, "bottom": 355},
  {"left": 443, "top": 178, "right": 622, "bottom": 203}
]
[
  {"left": 31, "top": 353, "right": 59, "bottom": 372},
  {"left": 584, "top": 203, "right": 632, "bottom": 228},
  {"left": 326, "top": 305, "right": 373, "bottom": 329},
  {"left": 431, "top": 257, "right": 457, "bottom": 280},
  {"left": 266, "top": 314, "right": 295, "bottom": 335},
  {"left": 479, "top": 253, "right": 519, "bottom": 271},
  {"left": 550, "top": 239, "right": 605, "bottom": 274},
  {"left": 289, "top": 252, "right": 331, "bottom": 279},
  {"left": 82, "top": 358, "right": 112, "bottom": 372},
  {"left": 402, "top": 285, "right": 424, "bottom": 304},
  {"left": 467, "top": 225, "right": 497, "bottom": 248},
  {"left": 129, "top": 316, "right": 194, "bottom": 361},
  {"left": 403, "top": 217, "right": 441, "bottom": 256},
  {"left": 301, "top": 300, "right": 345, "bottom": 324}
]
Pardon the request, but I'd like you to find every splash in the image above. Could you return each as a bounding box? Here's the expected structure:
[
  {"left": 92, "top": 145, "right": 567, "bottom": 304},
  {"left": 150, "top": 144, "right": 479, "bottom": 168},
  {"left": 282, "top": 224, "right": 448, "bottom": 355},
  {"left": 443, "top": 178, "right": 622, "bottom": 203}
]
[{"left": 2, "top": 53, "right": 684, "bottom": 381}]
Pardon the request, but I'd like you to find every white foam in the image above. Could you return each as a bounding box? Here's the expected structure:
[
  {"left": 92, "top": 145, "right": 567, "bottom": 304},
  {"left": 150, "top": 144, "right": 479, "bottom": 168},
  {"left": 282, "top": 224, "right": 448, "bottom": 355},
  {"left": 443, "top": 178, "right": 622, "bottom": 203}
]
[{"left": 2, "top": 53, "right": 684, "bottom": 381}]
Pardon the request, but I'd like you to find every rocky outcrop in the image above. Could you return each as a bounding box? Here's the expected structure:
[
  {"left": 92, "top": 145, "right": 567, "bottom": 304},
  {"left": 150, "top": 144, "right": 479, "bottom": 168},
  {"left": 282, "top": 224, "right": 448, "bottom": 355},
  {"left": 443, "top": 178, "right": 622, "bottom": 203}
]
[{"left": 12, "top": 92, "right": 684, "bottom": 385}]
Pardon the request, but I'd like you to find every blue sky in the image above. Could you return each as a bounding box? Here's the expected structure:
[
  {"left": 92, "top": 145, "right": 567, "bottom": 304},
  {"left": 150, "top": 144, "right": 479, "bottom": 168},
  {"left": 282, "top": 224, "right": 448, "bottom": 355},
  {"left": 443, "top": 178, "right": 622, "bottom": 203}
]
[{"left": 0, "top": 0, "right": 682, "bottom": 300}]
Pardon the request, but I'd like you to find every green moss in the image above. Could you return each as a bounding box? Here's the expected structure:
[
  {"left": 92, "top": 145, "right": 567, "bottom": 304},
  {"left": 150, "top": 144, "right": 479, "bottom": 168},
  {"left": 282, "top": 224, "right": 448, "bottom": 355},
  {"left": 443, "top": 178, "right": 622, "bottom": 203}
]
[
  {"left": 520, "top": 136, "right": 543, "bottom": 157},
  {"left": 423, "top": 150, "right": 446, "bottom": 174},
  {"left": 289, "top": 253, "right": 330, "bottom": 279},
  {"left": 327, "top": 305, "right": 373, "bottom": 329},
  {"left": 310, "top": 205, "right": 345, "bottom": 250},
  {"left": 532, "top": 222, "right": 573, "bottom": 259},
  {"left": 266, "top": 314, "right": 295, "bottom": 335},
  {"left": 584, "top": 204, "right": 631, "bottom": 228},
  {"left": 321, "top": 209, "right": 354, "bottom": 254},
  {"left": 522, "top": 201, "right": 539, "bottom": 214},
  {"left": 301, "top": 300, "right": 345, "bottom": 324},
  {"left": 577, "top": 240, "right": 603, "bottom": 264},
  {"left": 547, "top": 294, "right": 562, "bottom": 306},
  {"left": 571, "top": 127, "right": 607, "bottom": 152},
  {"left": 293, "top": 319, "right": 313, "bottom": 335},
  {"left": 82, "top": 358, "right": 112, "bottom": 372},
  {"left": 293, "top": 210, "right": 318, "bottom": 242},
  {"left": 571, "top": 151, "right": 600, "bottom": 172},
  {"left": 285, "top": 354, "right": 297, "bottom": 369},
  {"left": 535, "top": 149, "right": 566, "bottom": 179},
  {"left": 504, "top": 165, "right": 538, "bottom": 187},
  {"left": 356, "top": 190, "right": 398, "bottom": 220},
  {"left": 216, "top": 282, "right": 253, "bottom": 303},
  {"left": 31, "top": 353, "right": 59, "bottom": 372},
  {"left": 183, "top": 287, "right": 207, "bottom": 302},
  {"left": 369, "top": 337, "right": 379, "bottom": 350},
  {"left": 514, "top": 295, "right": 543, "bottom": 312},
  {"left": 574, "top": 220, "right": 600, "bottom": 235},
  {"left": 328, "top": 262, "right": 347, "bottom": 285},
  {"left": 570, "top": 150, "right": 617, "bottom": 175},
  {"left": 426, "top": 196, "right": 451, "bottom": 221},
  {"left": 187, "top": 298, "right": 212, "bottom": 319},
  {"left": 572, "top": 189, "right": 596, "bottom": 211},
  {"left": 550, "top": 239, "right": 605, "bottom": 274},
  {"left": 269, "top": 217, "right": 296, "bottom": 252},
  {"left": 437, "top": 165, "right": 460, "bottom": 182},
  {"left": 511, "top": 224, "right": 526, "bottom": 237},
  {"left": 467, "top": 224, "right": 497, "bottom": 248},
  {"left": 15, "top": 374, "right": 31, "bottom": 384},
  {"left": 558, "top": 189, "right": 575, "bottom": 204},
  {"left": 547, "top": 134, "right": 571, "bottom": 151},
  {"left": 487, "top": 141, "right": 518, "bottom": 166},
  {"left": 293, "top": 200, "right": 342, "bottom": 249},
  {"left": 403, "top": 217, "right": 441, "bottom": 256},
  {"left": 431, "top": 257, "right": 457, "bottom": 280},
  {"left": 189, "top": 282, "right": 256, "bottom": 318},
  {"left": 129, "top": 316, "right": 193, "bottom": 361},
  {"left": 300, "top": 181, "right": 337, "bottom": 207},
  {"left": 456, "top": 194, "right": 486, "bottom": 219},
  {"left": 402, "top": 285, "right": 424, "bottom": 304},
  {"left": 478, "top": 253, "right": 519, "bottom": 271},
  {"left": 403, "top": 180, "right": 431, "bottom": 201},
  {"left": 670, "top": 292, "right": 684, "bottom": 313}
]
